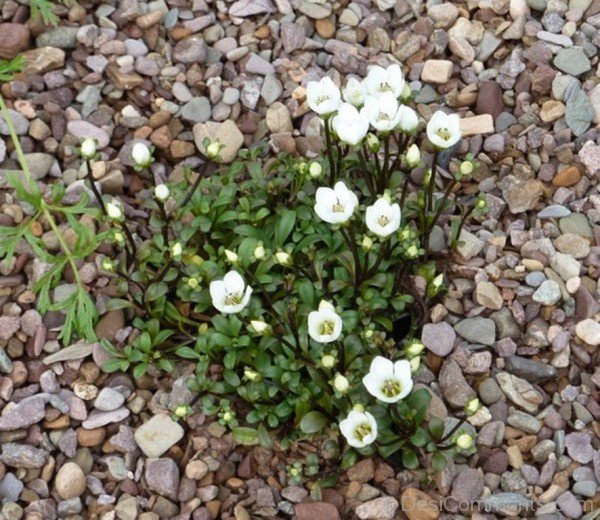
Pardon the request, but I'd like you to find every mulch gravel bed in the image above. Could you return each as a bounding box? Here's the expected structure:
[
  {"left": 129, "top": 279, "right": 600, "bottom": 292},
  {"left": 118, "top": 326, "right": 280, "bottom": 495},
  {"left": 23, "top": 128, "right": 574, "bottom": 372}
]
[{"left": 0, "top": 0, "right": 600, "bottom": 518}]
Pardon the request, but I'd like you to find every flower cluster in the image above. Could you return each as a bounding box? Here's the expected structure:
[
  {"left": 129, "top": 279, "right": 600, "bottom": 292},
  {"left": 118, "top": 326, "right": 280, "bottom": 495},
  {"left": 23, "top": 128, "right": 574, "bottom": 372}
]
[{"left": 307, "top": 65, "right": 460, "bottom": 150}]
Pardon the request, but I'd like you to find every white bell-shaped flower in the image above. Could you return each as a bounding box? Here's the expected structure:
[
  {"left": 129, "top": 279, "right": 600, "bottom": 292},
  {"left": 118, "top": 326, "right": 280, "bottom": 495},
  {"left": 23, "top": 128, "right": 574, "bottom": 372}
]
[
  {"left": 132, "top": 142, "right": 152, "bottom": 166},
  {"left": 314, "top": 181, "right": 359, "bottom": 224},
  {"left": 306, "top": 76, "right": 341, "bottom": 116},
  {"left": 308, "top": 300, "right": 343, "bottom": 343},
  {"left": 342, "top": 77, "right": 365, "bottom": 107},
  {"left": 362, "top": 356, "right": 413, "bottom": 403},
  {"left": 397, "top": 105, "right": 419, "bottom": 134},
  {"left": 332, "top": 103, "right": 369, "bottom": 146},
  {"left": 362, "top": 64, "right": 405, "bottom": 98},
  {"left": 426, "top": 111, "right": 461, "bottom": 149},
  {"left": 209, "top": 271, "right": 253, "bottom": 314},
  {"left": 339, "top": 410, "right": 378, "bottom": 448},
  {"left": 81, "top": 138, "right": 96, "bottom": 159},
  {"left": 362, "top": 92, "right": 402, "bottom": 133},
  {"left": 365, "top": 198, "right": 401, "bottom": 238}
]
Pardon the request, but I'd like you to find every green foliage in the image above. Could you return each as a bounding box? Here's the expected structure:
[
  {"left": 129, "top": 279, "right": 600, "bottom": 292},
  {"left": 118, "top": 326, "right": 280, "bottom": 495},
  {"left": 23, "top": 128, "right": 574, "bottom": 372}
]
[
  {"left": 30, "top": 0, "right": 76, "bottom": 26},
  {"left": 0, "top": 56, "right": 24, "bottom": 82},
  {"left": 0, "top": 94, "right": 102, "bottom": 344}
]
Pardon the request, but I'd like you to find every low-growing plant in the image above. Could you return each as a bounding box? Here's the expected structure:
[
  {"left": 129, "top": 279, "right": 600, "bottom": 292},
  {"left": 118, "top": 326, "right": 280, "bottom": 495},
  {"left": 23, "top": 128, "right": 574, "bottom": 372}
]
[
  {"left": 3, "top": 62, "right": 489, "bottom": 470},
  {"left": 93, "top": 65, "right": 488, "bottom": 469}
]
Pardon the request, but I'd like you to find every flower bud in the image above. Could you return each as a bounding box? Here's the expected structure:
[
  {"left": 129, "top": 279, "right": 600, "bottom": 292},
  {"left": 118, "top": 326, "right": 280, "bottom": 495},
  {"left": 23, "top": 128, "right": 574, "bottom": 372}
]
[
  {"left": 199, "top": 323, "right": 208, "bottom": 334},
  {"left": 154, "top": 184, "right": 170, "bottom": 202},
  {"left": 364, "top": 329, "right": 374, "bottom": 339},
  {"left": 253, "top": 242, "right": 265, "bottom": 260},
  {"left": 81, "top": 138, "right": 97, "bottom": 160},
  {"left": 309, "top": 162, "right": 322, "bottom": 178},
  {"left": 170, "top": 242, "right": 183, "bottom": 259},
  {"left": 113, "top": 232, "right": 125, "bottom": 245},
  {"left": 409, "top": 357, "right": 420, "bottom": 372},
  {"left": 174, "top": 405, "right": 190, "bottom": 418},
  {"left": 321, "top": 354, "right": 336, "bottom": 368},
  {"left": 106, "top": 200, "right": 123, "bottom": 221},
  {"left": 456, "top": 433, "right": 473, "bottom": 450},
  {"left": 244, "top": 368, "right": 262, "bottom": 382},
  {"left": 465, "top": 398, "right": 480, "bottom": 416},
  {"left": 405, "top": 244, "right": 419, "bottom": 259},
  {"left": 405, "top": 340, "right": 425, "bottom": 357},
  {"left": 366, "top": 133, "right": 380, "bottom": 152},
  {"left": 361, "top": 235, "right": 373, "bottom": 252},
  {"left": 275, "top": 251, "right": 291, "bottom": 266},
  {"left": 132, "top": 142, "right": 152, "bottom": 167},
  {"left": 187, "top": 277, "right": 199, "bottom": 290},
  {"left": 224, "top": 249, "right": 239, "bottom": 264},
  {"left": 333, "top": 373, "right": 349, "bottom": 393},
  {"left": 459, "top": 160, "right": 474, "bottom": 176},
  {"left": 401, "top": 82, "right": 412, "bottom": 101},
  {"left": 405, "top": 144, "right": 421, "bottom": 168},
  {"left": 206, "top": 141, "right": 221, "bottom": 159},
  {"left": 101, "top": 258, "right": 114, "bottom": 272},
  {"left": 250, "top": 320, "right": 271, "bottom": 335},
  {"left": 222, "top": 411, "right": 234, "bottom": 422},
  {"left": 352, "top": 403, "right": 365, "bottom": 413},
  {"left": 432, "top": 273, "right": 444, "bottom": 289}
]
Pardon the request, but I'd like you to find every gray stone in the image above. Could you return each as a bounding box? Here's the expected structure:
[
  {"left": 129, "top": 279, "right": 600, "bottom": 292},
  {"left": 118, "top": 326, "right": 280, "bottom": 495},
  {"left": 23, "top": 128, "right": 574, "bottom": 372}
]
[
  {"left": 421, "top": 322, "right": 455, "bottom": 356},
  {"left": 439, "top": 359, "right": 477, "bottom": 409},
  {"left": 355, "top": 497, "right": 398, "bottom": 520},
  {"left": 496, "top": 372, "right": 543, "bottom": 413},
  {"left": 556, "top": 491, "right": 582, "bottom": 518},
  {"left": 505, "top": 356, "right": 557, "bottom": 382},
  {"left": 537, "top": 205, "right": 571, "bottom": 218},
  {"left": 0, "top": 443, "right": 49, "bottom": 468},
  {"left": 455, "top": 318, "right": 496, "bottom": 345},
  {"left": 180, "top": 97, "right": 211, "bottom": 123},
  {"left": 173, "top": 38, "right": 207, "bottom": 64},
  {"left": 554, "top": 48, "right": 591, "bottom": 76},
  {"left": 36, "top": 27, "right": 78, "bottom": 48},
  {"left": 565, "top": 432, "right": 594, "bottom": 463},
  {"left": 135, "top": 414, "right": 185, "bottom": 458},
  {"left": 67, "top": 120, "right": 110, "bottom": 148},
  {"left": 94, "top": 387, "right": 125, "bottom": 412},
  {"left": 0, "top": 473, "right": 23, "bottom": 502},
  {"left": 145, "top": 458, "right": 180, "bottom": 501},
  {"left": 229, "top": 0, "right": 276, "bottom": 16},
  {"left": 0, "top": 395, "right": 46, "bottom": 430},
  {"left": 82, "top": 407, "right": 130, "bottom": 429},
  {"left": 565, "top": 86, "right": 593, "bottom": 136},
  {"left": 22, "top": 153, "right": 54, "bottom": 179},
  {"left": 507, "top": 411, "right": 541, "bottom": 434},
  {"left": 478, "top": 493, "right": 533, "bottom": 515},
  {"left": 532, "top": 280, "right": 561, "bottom": 305}
]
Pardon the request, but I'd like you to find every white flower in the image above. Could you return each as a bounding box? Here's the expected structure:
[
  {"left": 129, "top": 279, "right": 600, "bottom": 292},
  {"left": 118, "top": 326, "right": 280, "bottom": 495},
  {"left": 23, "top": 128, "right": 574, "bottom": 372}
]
[
  {"left": 253, "top": 242, "right": 265, "bottom": 260},
  {"left": 362, "top": 356, "right": 413, "bottom": 403},
  {"left": 314, "top": 181, "right": 359, "bottom": 224},
  {"left": 308, "top": 300, "right": 343, "bottom": 343},
  {"left": 306, "top": 76, "right": 341, "bottom": 116},
  {"left": 363, "top": 64, "right": 405, "bottom": 98},
  {"left": 332, "top": 103, "right": 369, "bottom": 146},
  {"left": 105, "top": 200, "right": 123, "bottom": 220},
  {"left": 375, "top": 0, "right": 397, "bottom": 10},
  {"left": 397, "top": 105, "right": 419, "bottom": 134},
  {"left": 362, "top": 92, "right": 401, "bottom": 133},
  {"left": 426, "top": 111, "right": 461, "bottom": 149},
  {"left": 321, "top": 354, "right": 336, "bottom": 368},
  {"left": 333, "top": 373, "right": 349, "bottom": 393},
  {"left": 210, "top": 271, "right": 253, "bottom": 314},
  {"left": 81, "top": 138, "right": 96, "bottom": 159},
  {"left": 206, "top": 141, "right": 222, "bottom": 159},
  {"left": 132, "top": 143, "right": 152, "bottom": 166},
  {"left": 342, "top": 77, "right": 365, "bottom": 107},
  {"left": 339, "top": 410, "right": 378, "bottom": 448},
  {"left": 365, "top": 198, "right": 401, "bottom": 237},
  {"left": 405, "top": 144, "right": 421, "bottom": 167},
  {"left": 456, "top": 433, "right": 473, "bottom": 450},
  {"left": 154, "top": 184, "right": 169, "bottom": 202}
]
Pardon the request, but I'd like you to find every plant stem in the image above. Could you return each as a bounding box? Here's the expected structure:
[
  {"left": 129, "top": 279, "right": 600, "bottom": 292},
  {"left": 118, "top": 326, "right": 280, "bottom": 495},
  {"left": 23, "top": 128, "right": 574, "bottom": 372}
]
[
  {"left": 339, "top": 227, "right": 362, "bottom": 284},
  {"left": 426, "top": 151, "right": 438, "bottom": 214},
  {"left": 323, "top": 117, "right": 336, "bottom": 184},
  {"left": 358, "top": 148, "right": 376, "bottom": 198},
  {"left": 399, "top": 171, "right": 411, "bottom": 211},
  {"left": 85, "top": 159, "right": 107, "bottom": 217},
  {"left": 182, "top": 160, "right": 217, "bottom": 207},
  {"left": 380, "top": 134, "right": 391, "bottom": 192},
  {"left": 438, "top": 416, "right": 468, "bottom": 444}
]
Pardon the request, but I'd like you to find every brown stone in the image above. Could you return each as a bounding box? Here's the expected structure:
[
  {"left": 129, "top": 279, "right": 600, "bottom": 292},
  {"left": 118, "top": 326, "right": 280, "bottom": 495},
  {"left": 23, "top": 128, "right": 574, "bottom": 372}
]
[
  {"left": 315, "top": 19, "right": 335, "bottom": 39},
  {"left": 401, "top": 488, "right": 440, "bottom": 520},
  {"left": 44, "top": 415, "right": 70, "bottom": 429},
  {"left": 552, "top": 165, "right": 581, "bottom": 187},
  {"left": 149, "top": 111, "right": 171, "bottom": 129},
  {"left": 254, "top": 25, "right": 271, "bottom": 39},
  {"left": 540, "top": 100, "right": 565, "bottom": 123},
  {"left": 149, "top": 125, "right": 172, "bottom": 149},
  {"left": 170, "top": 140, "right": 195, "bottom": 158},
  {"left": 106, "top": 63, "right": 144, "bottom": 90},
  {"left": 295, "top": 502, "right": 341, "bottom": 520},
  {"left": 0, "top": 23, "right": 30, "bottom": 59},
  {"left": 77, "top": 427, "right": 106, "bottom": 447},
  {"left": 476, "top": 81, "right": 504, "bottom": 119}
]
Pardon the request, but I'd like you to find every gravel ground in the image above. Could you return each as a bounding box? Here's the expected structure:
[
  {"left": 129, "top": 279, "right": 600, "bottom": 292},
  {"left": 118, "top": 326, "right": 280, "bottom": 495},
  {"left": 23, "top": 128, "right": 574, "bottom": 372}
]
[{"left": 0, "top": 0, "right": 600, "bottom": 519}]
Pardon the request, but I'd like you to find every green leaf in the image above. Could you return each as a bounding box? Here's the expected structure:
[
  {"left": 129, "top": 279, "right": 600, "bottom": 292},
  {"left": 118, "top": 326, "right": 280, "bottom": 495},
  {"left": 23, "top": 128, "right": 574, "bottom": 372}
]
[
  {"left": 410, "top": 427, "right": 430, "bottom": 448},
  {"left": 428, "top": 417, "right": 445, "bottom": 441},
  {"left": 275, "top": 210, "right": 296, "bottom": 246},
  {"left": 175, "top": 347, "right": 200, "bottom": 360},
  {"left": 299, "top": 411, "right": 328, "bottom": 434},
  {"left": 402, "top": 448, "right": 419, "bottom": 469},
  {"left": 431, "top": 451, "right": 448, "bottom": 472},
  {"left": 232, "top": 427, "right": 259, "bottom": 445}
]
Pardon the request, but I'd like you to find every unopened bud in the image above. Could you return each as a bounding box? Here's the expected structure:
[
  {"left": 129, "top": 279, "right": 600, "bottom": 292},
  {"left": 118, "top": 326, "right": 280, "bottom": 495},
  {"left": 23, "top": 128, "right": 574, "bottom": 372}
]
[
  {"left": 321, "top": 354, "right": 336, "bottom": 368},
  {"left": 224, "top": 249, "right": 239, "bottom": 264},
  {"left": 406, "top": 144, "right": 421, "bottom": 168},
  {"left": 309, "top": 162, "right": 322, "bottom": 178},
  {"left": 333, "top": 373, "right": 349, "bottom": 393},
  {"left": 456, "top": 433, "right": 473, "bottom": 450}
]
